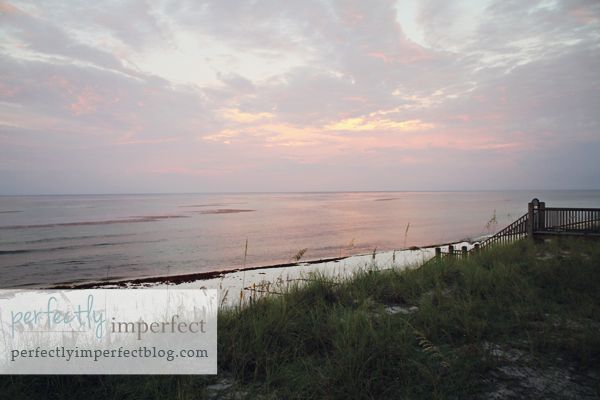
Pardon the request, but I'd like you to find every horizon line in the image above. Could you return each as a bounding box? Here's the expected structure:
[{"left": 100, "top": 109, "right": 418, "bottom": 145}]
[{"left": 1, "top": 188, "right": 600, "bottom": 197}]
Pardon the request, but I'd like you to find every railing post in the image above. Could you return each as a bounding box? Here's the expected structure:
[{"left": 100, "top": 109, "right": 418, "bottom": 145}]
[
  {"left": 448, "top": 244, "right": 454, "bottom": 257},
  {"left": 527, "top": 199, "right": 536, "bottom": 239},
  {"left": 539, "top": 201, "right": 546, "bottom": 231},
  {"left": 435, "top": 247, "right": 441, "bottom": 260},
  {"left": 474, "top": 243, "right": 480, "bottom": 252},
  {"left": 461, "top": 246, "right": 468, "bottom": 257}
]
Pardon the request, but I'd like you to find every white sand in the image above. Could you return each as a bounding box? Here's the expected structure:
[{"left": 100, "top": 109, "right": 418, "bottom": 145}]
[{"left": 145, "top": 241, "right": 475, "bottom": 308}]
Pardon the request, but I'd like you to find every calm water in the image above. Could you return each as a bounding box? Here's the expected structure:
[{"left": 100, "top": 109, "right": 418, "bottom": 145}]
[{"left": 1, "top": 191, "right": 599, "bottom": 288}]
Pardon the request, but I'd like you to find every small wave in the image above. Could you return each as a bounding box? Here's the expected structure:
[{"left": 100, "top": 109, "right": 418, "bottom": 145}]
[
  {"left": 0, "top": 249, "right": 29, "bottom": 255},
  {"left": 57, "top": 260, "right": 86, "bottom": 265},
  {"left": 0, "top": 245, "right": 84, "bottom": 255},
  {"left": 1, "top": 233, "right": 131, "bottom": 246},
  {"left": 0, "top": 215, "right": 188, "bottom": 230},
  {"left": 0, "top": 239, "right": 166, "bottom": 255},
  {"left": 0, "top": 210, "right": 22, "bottom": 214},
  {"left": 179, "top": 203, "right": 243, "bottom": 208},
  {"left": 195, "top": 209, "right": 256, "bottom": 214}
]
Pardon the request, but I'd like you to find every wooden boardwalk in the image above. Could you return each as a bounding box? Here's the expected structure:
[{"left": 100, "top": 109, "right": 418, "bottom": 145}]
[{"left": 433, "top": 198, "right": 600, "bottom": 261}]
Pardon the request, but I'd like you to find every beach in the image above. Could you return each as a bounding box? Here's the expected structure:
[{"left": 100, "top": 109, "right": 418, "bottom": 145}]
[{"left": 62, "top": 241, "right": 475, "bottom": 308}]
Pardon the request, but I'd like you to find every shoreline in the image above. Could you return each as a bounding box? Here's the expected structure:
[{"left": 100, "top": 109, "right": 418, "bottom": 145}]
[
  {"left": 47, "top": 240, "right": 478, "bottom": 308},
  {"left": 48, "top": 239, "right": 480, "bottom": 290}
]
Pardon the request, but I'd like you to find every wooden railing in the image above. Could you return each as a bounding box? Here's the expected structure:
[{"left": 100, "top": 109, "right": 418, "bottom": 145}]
[
  {"left": 428, "top": 199, "right": 600, "bottom": 263},
  {"left": 479, "top": 212, "right": 529, "bottom": 248},
  {"left": 538, "top": 207, "right": 600, "bottom": 234},
  {"left": 434, "top": 244, "right": 469, "bottom": 260}
]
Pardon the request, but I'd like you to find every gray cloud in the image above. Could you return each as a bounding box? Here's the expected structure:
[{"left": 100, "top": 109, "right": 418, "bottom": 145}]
[{"left": 0, "top": 0, "right": 599, "bottom": 193}]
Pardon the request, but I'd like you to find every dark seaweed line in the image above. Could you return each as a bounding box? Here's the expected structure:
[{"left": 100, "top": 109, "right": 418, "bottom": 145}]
[{"left": 0, "top": 215, "right": 188, "bottom": 230}]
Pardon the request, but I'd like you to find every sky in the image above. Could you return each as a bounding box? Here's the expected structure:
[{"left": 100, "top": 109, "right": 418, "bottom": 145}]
[{"left": 0, "top": 0, "right": 599, "bottom": 194}]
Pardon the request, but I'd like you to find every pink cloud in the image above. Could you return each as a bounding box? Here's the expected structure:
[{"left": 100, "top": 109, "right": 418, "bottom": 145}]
[
  {"left": 569, "top": 6, "right": 600, "bottom": 24},
  {"left": 114, "top": 136, "right": 180, "bottom": 145},
  {"left": 145, "top": 162, "right": 255, "bottom": 177},
  {"left": 69, "top": 87, "right": 103, "bottom": 115},
  {"left": 452, "top": 114, "right": 472, "bottom": 122},
  {"left": 0, "top": 1, "right": 19, "bottom": 15},
  {"left": 146, "top": 166, "right": 224, "bottom": 176},
  {"left": 339, "top": 5, "right": 365, "bottom": 25},
  {"left": 0, "top": 81, "right": 19, "bottom": 96},
  {"left": 46, "top": 77, "right": 103, "bottom": 115},
  {"left": 366, "top": 43, "right": 431, "bottom": 64},
  {"left": 367, "top": 52, "right": 396, "bottom": 64}
]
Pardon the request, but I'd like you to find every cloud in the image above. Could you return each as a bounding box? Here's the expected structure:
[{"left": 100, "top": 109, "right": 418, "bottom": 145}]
[
  {"left": 325, "top": 117, "right": 434, "bottom": 132},
  {"left": 221, "top": 108, "right": 274, "bottom": 123},
  {"left": 0, "top": 0, "right": 599, "bottom": 193}
]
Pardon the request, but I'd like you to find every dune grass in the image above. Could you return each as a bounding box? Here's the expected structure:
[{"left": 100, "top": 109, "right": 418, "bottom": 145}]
[
  {"left": 2, "top": 237, "right": 600, "bottom": 399},
  {"left": 218, "top": 237, "right": 600, "bottom": 398}
]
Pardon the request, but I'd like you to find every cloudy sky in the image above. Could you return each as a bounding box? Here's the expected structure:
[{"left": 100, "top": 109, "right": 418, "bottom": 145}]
[{"left": 1, "top": 0, "right": 599, "bottom": 194}]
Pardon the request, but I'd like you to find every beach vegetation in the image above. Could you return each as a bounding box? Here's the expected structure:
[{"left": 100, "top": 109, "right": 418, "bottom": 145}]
[
  {"left": 2, "top": 238, "right": 599, "bottom": 398},
  {"left": 292, "top": 248, "right": 308, "bottom": 263}
]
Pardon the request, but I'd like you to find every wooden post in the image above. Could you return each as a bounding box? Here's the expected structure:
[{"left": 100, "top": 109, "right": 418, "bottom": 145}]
[
  {"left": 527, "top": 199, "right": 537, "bottom": 239},
  {"left": 448, "top": 245, "right": 454, "bottom": 257},
  {"left": 539, "top": 201, "right": 546, "bottom": 231},
  {"left": 435, "top": 247, "right": 441, "bottom": 259},
  {"left": 474, "top": 243, "right": 480, "bottom": 252},
  {"left": 461, "top": 246, "right": 468, "bottom": 257}
]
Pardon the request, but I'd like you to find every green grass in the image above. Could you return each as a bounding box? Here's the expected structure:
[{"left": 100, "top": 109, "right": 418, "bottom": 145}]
[{"left": 2, "top": 238, "right": 600, "bottom": 399}]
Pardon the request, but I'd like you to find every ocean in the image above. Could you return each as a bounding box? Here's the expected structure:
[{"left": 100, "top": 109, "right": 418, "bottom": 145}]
[{"left": 1, "top": 190, "right": 599, "bottom": 288}]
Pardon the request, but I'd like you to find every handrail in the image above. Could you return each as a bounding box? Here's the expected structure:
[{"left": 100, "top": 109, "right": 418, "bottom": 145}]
[
  {"left": 478, "top": 212, "right": 528, "bottom": 249},
  {"left": 428, "top": 199, "right": 600, "bottom": 264},
  {"left": 479, "top": 206, "right": 600, "bottom": 249},
  {"left": 543, "top": 207, "right": 600, "bottom": 212},
  {"left": 541, "top": 207, "right": 600, "bottom": 233}
]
